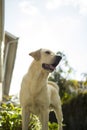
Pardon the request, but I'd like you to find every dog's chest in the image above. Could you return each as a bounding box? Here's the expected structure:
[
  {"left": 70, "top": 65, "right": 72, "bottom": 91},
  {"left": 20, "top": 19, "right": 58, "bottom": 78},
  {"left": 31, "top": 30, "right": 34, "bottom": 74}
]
[
  {"left": 28, "top": 88, "right": 49, "bottom": 115},
  {"left": 28, "top": 97, "right": 48, "bottom": 115}
]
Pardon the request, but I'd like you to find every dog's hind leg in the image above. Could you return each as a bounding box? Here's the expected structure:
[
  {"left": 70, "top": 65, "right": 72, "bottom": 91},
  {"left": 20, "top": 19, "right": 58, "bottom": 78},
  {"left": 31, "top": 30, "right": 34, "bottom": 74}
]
[
  {"left": 54, "top": 106, "right": 63, "bottom": 130},
  {"left": 52, "top": 95, "right": 63, "bottom": 130},
  {"left": 22, "top": 106, "right": 30, "bottom": 130},
  {"left": 54, "top": 98, "right": 63, "bottom": 130}
]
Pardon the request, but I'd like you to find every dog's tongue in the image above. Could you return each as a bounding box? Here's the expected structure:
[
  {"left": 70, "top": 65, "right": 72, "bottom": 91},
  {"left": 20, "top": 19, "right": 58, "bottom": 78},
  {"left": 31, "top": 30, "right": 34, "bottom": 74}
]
[
  {"left": 42, "top": 63, "right": 55, "bottom": 71},
  {"left": 49, "top": 65, "right": 55, "bottom": 70}
]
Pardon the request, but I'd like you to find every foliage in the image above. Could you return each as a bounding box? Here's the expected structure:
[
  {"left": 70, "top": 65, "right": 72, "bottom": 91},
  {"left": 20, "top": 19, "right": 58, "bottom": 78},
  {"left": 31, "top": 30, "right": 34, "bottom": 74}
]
[
  {"left": 0, "top": 102, "right": 60, "bottom": 130},
  {"left": 61, "top": 92, "right": 75, "bottom": 104},
  {"left": 0, "top": 103, "right": 22, "bottom": 130},
  {"left": 48, "top": 122, "right": 58, "bottom": 130},
  {"left": 63, "top": 92, "right": 87, "bottom": 130},
  {"left": 83, "top": 81, "right": 87, "bottom": 87},
  {"left": 48, "top": 51, "right": 79, "bottom": 103},
  {"left": 0, "top": 102, "right": 41, "bottom": 130},
  {"left": 28, "top": 114, "right": 41, "bottom": 130},
  {"left": 56, "top": 51, "right": 74, "bottom": 80},
  {"left": 81, "top": 73, "right": 87, "bottom": 82}
]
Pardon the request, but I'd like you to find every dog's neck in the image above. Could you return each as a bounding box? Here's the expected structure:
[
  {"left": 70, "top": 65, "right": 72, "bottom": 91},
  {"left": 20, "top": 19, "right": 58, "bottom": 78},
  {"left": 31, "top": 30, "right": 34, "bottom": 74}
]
[
  {"left": 27, "top": 60, "right": 49, "bottom": 95},
  {"left": 28, "top": 60, "right": 49, "bottom": 80}
]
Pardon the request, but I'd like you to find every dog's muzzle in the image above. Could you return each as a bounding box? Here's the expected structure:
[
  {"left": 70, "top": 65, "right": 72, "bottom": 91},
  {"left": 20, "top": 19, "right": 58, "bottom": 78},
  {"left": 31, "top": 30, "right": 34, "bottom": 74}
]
[{"left": 42, "top": 56, "right": 62, "bottom": 71}]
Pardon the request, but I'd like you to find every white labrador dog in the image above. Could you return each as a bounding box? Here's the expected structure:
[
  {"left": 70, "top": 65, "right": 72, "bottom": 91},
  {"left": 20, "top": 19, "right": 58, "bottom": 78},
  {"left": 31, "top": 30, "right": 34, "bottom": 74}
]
[{"left": 20, "top": 49, "right": 63, "bottom": 130}]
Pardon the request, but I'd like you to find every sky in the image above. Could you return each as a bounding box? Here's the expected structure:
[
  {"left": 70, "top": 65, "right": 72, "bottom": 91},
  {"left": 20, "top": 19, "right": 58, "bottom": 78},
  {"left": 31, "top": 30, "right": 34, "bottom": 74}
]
[{"left": 5, "top": 0, "right": 87, "bottom": 94}]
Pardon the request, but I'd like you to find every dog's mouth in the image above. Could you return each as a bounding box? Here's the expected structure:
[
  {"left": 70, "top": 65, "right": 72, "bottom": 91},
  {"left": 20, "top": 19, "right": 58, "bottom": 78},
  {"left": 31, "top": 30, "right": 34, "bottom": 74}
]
[
  {"left": 42, "top": 56, "right": 62, "bottom": 71},
  {"left": 42, "top": 63, "right": 57, "bottom": 71}
]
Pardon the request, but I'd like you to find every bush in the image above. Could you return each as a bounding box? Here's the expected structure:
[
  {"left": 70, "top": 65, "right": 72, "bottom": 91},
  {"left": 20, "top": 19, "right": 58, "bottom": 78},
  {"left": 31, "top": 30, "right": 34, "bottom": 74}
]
[
  {"left": 0, "top": 102, "right": 59, "bottom": 130},
  {"left": 48, "top": 122, "right": 58, "bottom": 130},
  {"left": 0, "top": 103, "right": 22, "bottom": 130},
  {"left": 63, "top": 92, "right": 87, "bottom": 130}
]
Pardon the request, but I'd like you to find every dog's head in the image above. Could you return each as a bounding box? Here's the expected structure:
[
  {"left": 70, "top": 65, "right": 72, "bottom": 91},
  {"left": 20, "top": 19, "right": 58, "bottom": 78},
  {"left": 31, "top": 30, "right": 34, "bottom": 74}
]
[{"left": 29, "top": 49, "right": 62, "bottom": 72}]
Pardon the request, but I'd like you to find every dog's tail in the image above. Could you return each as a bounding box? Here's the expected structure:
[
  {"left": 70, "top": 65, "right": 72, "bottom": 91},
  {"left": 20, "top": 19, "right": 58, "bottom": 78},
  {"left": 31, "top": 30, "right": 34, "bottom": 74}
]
[{"left": 48, "top": 81, "right": 59, "bottom": 91}]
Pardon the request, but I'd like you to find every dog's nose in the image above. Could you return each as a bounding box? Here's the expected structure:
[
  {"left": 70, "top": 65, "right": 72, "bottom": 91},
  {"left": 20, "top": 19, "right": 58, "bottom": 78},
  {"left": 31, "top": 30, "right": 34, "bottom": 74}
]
[
  {"left": 56, "top": 55, "right": 62, "bottom": 61},
  {"left": 55, "top": 55, "right": 62, "bottom": 65}
]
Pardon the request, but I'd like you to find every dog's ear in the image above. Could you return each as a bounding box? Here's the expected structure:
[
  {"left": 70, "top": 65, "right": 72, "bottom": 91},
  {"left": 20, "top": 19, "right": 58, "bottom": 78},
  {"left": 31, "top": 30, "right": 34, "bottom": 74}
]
[{"left": 29, "top": 49, "right": 41, "bottom": 60}]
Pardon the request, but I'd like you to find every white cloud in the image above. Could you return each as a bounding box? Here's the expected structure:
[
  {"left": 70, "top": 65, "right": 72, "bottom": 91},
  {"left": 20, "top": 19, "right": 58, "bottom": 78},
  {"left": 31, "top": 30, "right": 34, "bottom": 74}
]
[
  {"left": 46, "top": 0, "right": 87, "bottom": 15},
  {"left": 19, "top": 1, "right": 39, "bottom": 15},
  {"left": 46, "top": 0, "right": 62, "bottom": 9},
  {"left": 79, "top": 0, "right": 87, "bottom": 15},
  {"left": 46, "top": 0, "right": 79, "bottom": 9}
]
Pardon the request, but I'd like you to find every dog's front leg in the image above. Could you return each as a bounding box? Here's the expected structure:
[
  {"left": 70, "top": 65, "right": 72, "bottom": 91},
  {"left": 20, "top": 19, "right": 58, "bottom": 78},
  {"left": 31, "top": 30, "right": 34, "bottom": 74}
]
[
  {"left": 40, "top": 109, "right": 49, "bottom": 130},
  {"left": 22, "top": 106, "right": 30, "bottom": 130}
]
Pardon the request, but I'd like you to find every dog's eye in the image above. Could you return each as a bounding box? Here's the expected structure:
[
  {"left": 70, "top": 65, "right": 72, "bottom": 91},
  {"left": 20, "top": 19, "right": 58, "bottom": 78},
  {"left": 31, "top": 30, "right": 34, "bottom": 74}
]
[{"left": 45, "top": 51, "right": 51, "bottom": 55}]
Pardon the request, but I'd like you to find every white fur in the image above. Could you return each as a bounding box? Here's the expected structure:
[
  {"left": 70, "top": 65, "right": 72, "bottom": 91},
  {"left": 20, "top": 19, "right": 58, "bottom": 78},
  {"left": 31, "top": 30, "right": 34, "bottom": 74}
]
[{"left": 20, "top": 49, "right": 63, "bottom": 130}]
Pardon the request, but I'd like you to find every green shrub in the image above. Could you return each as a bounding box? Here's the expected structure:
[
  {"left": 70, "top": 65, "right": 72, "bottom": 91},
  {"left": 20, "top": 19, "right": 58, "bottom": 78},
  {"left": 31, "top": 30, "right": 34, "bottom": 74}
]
[
  {"left": 63, "top": 92, "right": 87, "bottom": 130},
  {"left": 0, "top": 102, "right": 59, "bottom": 130},
  {"left": 0, "top": 103, "right": 22, "bottom": 130},
  {"left": 48, "top": 122, "right": 58, "bottom": 130}
]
